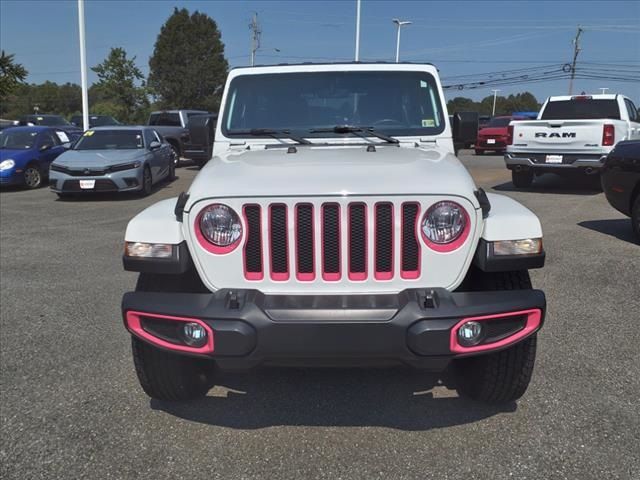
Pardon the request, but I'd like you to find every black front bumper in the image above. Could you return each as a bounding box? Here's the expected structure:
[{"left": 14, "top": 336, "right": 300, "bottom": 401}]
[{"left": 122, "top": 288, "right": 546, "bottom": 371}]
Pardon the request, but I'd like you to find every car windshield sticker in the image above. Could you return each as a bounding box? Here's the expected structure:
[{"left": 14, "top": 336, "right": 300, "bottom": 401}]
[
  {"left": 37, "top": 117, "right": 43, "bottom": 121},
  {"left": 30, "top": 132, "right": 38, "bottom": 136},
  {"left": 422, "top": 119, "right": 435, "bottom": 127},
  {"left": 56, "top": 131, "right": 70, "bottom": 143},
  {"left": 420, "top": 80, "right": 427, "bottom": 88},
  {"left": 136, "top": 135, "right": 143, "bottom": 147},
  {"left": 84, "top": 130, "right": 95, "bottom": 136}
]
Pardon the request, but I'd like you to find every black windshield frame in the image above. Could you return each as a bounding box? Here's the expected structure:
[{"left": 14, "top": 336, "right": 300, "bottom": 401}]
[{"left": 221, "top": 70, "right": 446, "bottom": 139}]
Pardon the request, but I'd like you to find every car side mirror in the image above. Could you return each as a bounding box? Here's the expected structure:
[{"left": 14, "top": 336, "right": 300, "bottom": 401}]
[
  {"left": 40, "top": 143, "right": 53, "bottom": 152},
  {"left": 149, "top": 141, "right": 161, "bottom": 150},
  {"left": 452, "top": 112, "right": 479, "bottom": 155}
]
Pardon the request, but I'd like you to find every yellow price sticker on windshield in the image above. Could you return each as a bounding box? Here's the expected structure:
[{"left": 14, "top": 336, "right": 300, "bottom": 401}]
[
  {"left": 84, "top": 130, "right": 95, "bottom": 136},
  {"left": 422, "top": 119, "right": 435, "bottom": 127}
]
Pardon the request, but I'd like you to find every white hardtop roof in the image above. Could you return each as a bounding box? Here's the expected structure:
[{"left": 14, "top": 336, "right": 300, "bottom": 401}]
[{"left": 227, "top": 62, "right": 439, "bottom": 78}]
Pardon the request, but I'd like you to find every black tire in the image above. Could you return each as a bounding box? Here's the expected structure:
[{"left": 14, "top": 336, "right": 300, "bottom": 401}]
[
  {"left": 24, "top": 164, "right": 42, "bottom": 189},
  {"left": 140, "top": 165, "right": 152, "bottom": 196},
  {"left": 130, "top": 272, "right": 215, "bottom": 401},
  {"left": 454, "top": 270, "right": 537, "bottom": 404},
  {"left": 167, "top": 159, "right": 176, "bottom": 182},
  {"left": 512, "top": 169, "right": 534, "bottom": 188},
  {"left": 475, "top": 149, "right": 484, "bottom": 155},
  {"left": 131, "top": 337, "right": 215, "bottom": 401},
  {"left": 632, "top": 194, "right": 640, "bottom": 243},
  {"left": 169, "top": 144, "right": 180, "bottom": 167}
]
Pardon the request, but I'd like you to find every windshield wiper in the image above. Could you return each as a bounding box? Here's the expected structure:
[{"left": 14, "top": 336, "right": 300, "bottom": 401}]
[
  {"left": 310, "top": 125, "right": 399, "bottom": 144},
  {"left": 230, "top": 128, "right": 313, "bottom": 145}
]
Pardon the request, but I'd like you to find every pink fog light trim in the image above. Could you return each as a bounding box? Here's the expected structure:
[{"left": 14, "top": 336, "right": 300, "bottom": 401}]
[
  {"left": 450, "top": 308, "right": 542, "bottom": 354},
  {"left": 269, "top": 204, "right": 290, "bottom": 281},
  {"left": 125, "top": 310, "right": 215, "bottom": 354},
  {"left": 321, "top": 204, "right": 341, "bottom": 282},
  {"left": 194, "top": 207, "right": 242, "bottom": 255},
  {"left": 421, "top": 203, "right": 471, "bottom": 253},
  {"left": 400, "top": 202, "right": 421, "bottom": 279},
  {"left": 374, "top": 202, "right": 394, "bottom": 281}
]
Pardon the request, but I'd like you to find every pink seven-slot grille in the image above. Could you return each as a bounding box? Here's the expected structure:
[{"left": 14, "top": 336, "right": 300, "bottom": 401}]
[{"left": 242, "top": 202, "right": 421, "bottom": 281}]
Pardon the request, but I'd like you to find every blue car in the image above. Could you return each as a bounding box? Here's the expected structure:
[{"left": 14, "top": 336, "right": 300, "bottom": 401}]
[{"left": 0, "top": 126, "right": 72, "bottom": 189}]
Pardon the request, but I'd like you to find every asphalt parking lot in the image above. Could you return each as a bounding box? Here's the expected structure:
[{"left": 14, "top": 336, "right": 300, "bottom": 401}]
[{"left": 1, "top": 152, "right": 638, "bottom": 480}]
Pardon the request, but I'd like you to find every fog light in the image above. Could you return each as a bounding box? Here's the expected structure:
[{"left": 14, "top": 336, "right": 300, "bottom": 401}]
[
  {"left": 457, "top": 321, "right": 483, "bottom": 347},
  {"left": 491, "top": 238, "right": 542, "bottom": 256},
  {"left": 125, "top": 242, "right": 173, "bottom": 258},
  {"left": 182, "top": 322, "right": 207, "bottom": 347}
]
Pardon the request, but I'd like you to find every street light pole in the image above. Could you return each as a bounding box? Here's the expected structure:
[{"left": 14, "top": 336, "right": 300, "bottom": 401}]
[
  {"left": 491, "top": 89, "right": 501, "bottom": 116},
  {"left": 354, "top": 0, "right": 361, "bottom": 61},
  {"left": 77, "top": 0, "right": 89, "bottom": 131},
  {"left": 392, "top": 18, "right": 411, "bottom": 63}
]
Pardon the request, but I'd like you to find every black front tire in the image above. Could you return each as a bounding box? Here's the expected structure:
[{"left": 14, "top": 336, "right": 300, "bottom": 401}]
[
  {"left": 454, "top": 270, "right": 538, "bottom": 404},
  {"left": 131, "top": 272, "right": 215, "bottom": 401},
  {"left": 632, "top": 194, "right": 640, "bottom": 243},
  {"left": 167, "top": 160, "right": 176, "bottom": 182},
  {"left": 132, "top": 337, "right": 215, "bottom": 401},
  {"left": 140, "top": 165, "right": 152, "bottom": 196},
  {"left": 24, "top": 164, "right": 42, "bottom": 189},
  {"left": 512, "top": 169, "right": 534, "bottom": 188},
  {"left": 169, "top": 144, "right": 180, "bottom": 167}
]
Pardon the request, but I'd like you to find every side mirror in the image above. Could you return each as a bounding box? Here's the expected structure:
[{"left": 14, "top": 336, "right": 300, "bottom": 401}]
[
  {"left": 186, "top": 114, "right": 217, "bottom": 166},
  {"left": 40, "top": 143, "right": 53, "bottom": 152},
  {"left": 149, "top": 141, "right": 161, "bottom": 150},
  {"left": 452, "top": 112, "right": 479, "bottom": 155}
]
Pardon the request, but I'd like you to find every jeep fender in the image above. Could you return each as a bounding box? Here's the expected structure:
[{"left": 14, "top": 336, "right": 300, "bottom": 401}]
[
  {"left": 124, "top": 197, "right": 184, "bottom": 244},
  {"left": 481, "top": 193, "right": 542, "bottom": 241}
]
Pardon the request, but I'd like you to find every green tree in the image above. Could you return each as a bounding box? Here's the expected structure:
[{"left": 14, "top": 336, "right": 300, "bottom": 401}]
[
  {"left": 0, "top": 51, "right": 28, "bottom": 114},
  {"left": 148, "top": 8, "right": 228, "bottom": 111},
  {"left": 447, "top": 97, "right": 478, "bottom": 113},
  {"left": 92, "top": 47, "right": 149, "bottom": 123}
]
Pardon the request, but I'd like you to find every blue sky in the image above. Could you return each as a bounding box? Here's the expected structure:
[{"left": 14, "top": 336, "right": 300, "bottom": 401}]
[{"left": 1, "top": 0, "right": 638, "bottom": 103}]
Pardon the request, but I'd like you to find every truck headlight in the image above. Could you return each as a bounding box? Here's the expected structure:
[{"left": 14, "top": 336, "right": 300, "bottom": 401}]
[
  {"left": 421, "top": 201, "right": 469, "bottom": 249},
  {"left": 0, "top": 159, "right": 15, "bottom": 171},
  {"left": 197, "top": 203, "right": 242, "bottom": 251},
  {"left": 491, "top": 238, "right": 542, "bottom": 256}
]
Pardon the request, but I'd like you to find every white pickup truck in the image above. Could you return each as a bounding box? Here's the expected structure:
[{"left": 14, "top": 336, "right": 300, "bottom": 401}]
[{"left": 505, "top": 94, "right": 640, "bottom": 187}]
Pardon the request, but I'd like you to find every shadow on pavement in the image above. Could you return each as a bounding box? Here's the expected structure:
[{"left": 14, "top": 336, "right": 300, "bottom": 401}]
[
  {"left": 151, "top": 367, "right": 515, "bottom": 430},
  {"left": 578, "top": 219, "right": 638, "bottom": 244},
  {"left": 493, "top": 174, "right": 602, "bottom": 196}
]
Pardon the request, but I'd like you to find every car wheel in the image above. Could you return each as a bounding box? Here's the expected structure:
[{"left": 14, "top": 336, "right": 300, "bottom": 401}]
[
  {"left": 140, "top": 165, "right": 152, "bottom": 196},
  {"left": 632, "top": 194, "right": 640, "bottom": 243},
  {"left": 131, "top": 272, "right": 216, "bottom": 401},
  {"left": 24, "top": 164, "right": 42, "bottom": 189},
  {"left": 169, "top": 144, "right": 180, "bottom": 168},
  {"left": 167, "top": 159, "right": 176, "bottom": 182},
  {"left": 512, "top": 169, "right": 534, "bottom": 188},
  {"left": 454, "top": 270, "right": 537, "bottom": 404},
  {"left": 475, "top": 149, "right": 484, "bottom": 156}
]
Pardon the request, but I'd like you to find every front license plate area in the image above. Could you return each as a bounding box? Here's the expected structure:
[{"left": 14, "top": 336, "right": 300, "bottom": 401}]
[
  {"left": 487, "top": 139, "right": 496, "bottom": 144},
  {"left": 545, "top": 155, "right": 563, "bottom": 164},
  {"left": 79, "top": 180, "right": 95, "bottom": 189}
]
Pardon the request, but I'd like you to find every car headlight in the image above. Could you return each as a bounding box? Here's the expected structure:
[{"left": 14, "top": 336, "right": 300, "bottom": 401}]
[
  {"left": 421, "top": 201, "right": 468, "bottom": 247},
  {"left": 0, "top": 159, "right": 15, "bottom": 171},
  {"left": 109, "top": 161, "right": 142, "bottom": 172},
  {"left": 197, "top": 204, "right": 242, "bottom": 251}
]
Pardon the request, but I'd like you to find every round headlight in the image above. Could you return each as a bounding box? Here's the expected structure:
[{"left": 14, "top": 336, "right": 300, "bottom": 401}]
[
  {"left": 421, "top": 201, "right": 467, "bottom": 245},
  {"left": 198, "top": 204, "right": 242, "bottom": 248}
]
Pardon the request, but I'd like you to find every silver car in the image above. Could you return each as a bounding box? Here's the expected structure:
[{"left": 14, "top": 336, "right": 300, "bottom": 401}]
[{"left": 49, "top": 126, "right": 175, "bottom": 197}]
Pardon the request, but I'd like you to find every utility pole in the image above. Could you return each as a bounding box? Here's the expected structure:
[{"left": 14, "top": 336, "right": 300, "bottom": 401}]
[
  {"left": 568, "top": 26, "right": 583, "bottom": 95},
  {"left": 392, "top": 18, "right": 412, "bottom": 63},
  {"left": 77, "top": 0, "right": 89, "bottom": 131},
  {"left": 249, "top": 12, "right": 261, "bottom": 67},
  {"left": 491, "top": 89, "right": 500, "bottom": 116},
  {"left": 599, "top": 87, "right": 609, "bottom": 94},
  {"left": 354, "top": 0, "right": 361, "bottom": 61}
]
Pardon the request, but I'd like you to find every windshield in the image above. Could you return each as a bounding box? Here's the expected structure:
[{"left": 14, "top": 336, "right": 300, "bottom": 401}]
[
  {"left": 222, "top": 71, "right": 446, "bottom": 138},
  {"left": 0, "top": 130, "right": 38, "bottom": 149},
  {"left": 541, "top": 99, "right": 620, "bottom": 120},
  {"left": 487, "top": 117, "right": 513, "bottom": 128},
  {"left": 31, "top": 116, "right": 70, "bottom": 126},
  {"left": 73, "top": 130, "right": 144, "bottom": 150}
]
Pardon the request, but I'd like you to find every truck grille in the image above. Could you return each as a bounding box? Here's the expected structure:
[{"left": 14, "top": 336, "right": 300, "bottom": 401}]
[{"left": 242, "top": 202, "right": 421, "bottom": 282}]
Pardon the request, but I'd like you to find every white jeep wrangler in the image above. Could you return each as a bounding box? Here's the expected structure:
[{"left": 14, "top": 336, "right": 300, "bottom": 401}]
[{"left": 122, "top": 63, "right": 546, "bottom": 404}]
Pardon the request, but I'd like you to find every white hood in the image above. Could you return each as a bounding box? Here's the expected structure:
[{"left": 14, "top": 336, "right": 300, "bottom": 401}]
[{"left": 185, "top": 144, "right": 478, "bottom": 208}]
